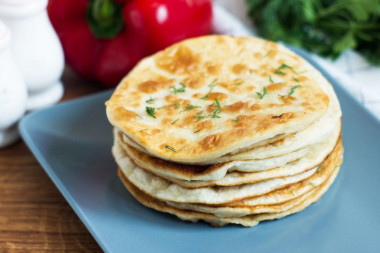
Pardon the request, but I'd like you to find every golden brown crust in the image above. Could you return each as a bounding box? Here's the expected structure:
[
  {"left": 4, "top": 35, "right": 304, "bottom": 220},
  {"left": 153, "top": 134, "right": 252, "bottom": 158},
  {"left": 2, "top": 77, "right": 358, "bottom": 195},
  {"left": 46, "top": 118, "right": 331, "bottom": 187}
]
[{"left": 106, "top": 35, "right": 330, "bottom": 163}]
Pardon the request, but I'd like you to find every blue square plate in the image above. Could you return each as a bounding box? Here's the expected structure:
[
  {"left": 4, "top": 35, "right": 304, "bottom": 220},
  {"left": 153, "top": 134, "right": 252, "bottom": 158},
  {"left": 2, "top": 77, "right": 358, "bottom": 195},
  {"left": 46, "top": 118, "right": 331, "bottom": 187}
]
[{"left": 19, "top": 48, "right": 380, "bottom": 253}]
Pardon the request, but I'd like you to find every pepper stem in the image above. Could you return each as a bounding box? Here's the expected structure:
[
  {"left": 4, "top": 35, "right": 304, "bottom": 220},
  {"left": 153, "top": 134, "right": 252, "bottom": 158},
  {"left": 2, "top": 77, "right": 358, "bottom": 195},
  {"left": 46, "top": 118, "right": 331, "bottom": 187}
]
[{"left": 86, "top": 0, "right": 124, "bottom": 39}]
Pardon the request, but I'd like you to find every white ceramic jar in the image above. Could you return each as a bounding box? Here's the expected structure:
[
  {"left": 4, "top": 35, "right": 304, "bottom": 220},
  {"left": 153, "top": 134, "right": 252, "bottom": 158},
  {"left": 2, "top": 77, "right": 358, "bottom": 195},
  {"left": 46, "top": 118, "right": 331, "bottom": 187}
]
[
  {"left": 0, "top": 0, "right": 64, "bottom": 111},
  {"left": 0, "top": 21, "right": 27, "bottom": 148}
]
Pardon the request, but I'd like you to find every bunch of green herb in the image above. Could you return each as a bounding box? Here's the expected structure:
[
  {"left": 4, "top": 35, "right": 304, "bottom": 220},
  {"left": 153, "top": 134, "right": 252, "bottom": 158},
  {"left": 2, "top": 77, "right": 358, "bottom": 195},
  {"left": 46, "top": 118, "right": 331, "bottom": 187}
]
[{"left": 246, "top": 0, "right": 380, "bottom": 65}]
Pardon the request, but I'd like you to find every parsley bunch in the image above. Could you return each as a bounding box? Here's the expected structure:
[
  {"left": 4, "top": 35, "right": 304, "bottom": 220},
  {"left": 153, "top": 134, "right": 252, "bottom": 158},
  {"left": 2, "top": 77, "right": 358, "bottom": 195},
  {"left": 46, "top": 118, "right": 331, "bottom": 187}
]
[{"left": 246, "top": 0, "right": 380, "bottom": 65}]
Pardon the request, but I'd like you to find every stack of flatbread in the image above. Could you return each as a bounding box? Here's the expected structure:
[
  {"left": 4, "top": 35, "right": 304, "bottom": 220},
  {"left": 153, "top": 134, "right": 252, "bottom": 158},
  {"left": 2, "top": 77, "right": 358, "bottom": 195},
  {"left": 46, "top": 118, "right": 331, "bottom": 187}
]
[{"left": 106, "top": 35, "right": 343, "bottom": 227}]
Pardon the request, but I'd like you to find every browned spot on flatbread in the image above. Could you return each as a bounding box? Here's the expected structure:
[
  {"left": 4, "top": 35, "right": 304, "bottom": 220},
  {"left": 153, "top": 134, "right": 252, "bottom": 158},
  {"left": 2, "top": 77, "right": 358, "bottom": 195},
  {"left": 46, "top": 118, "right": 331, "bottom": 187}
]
[
  {"left": 231, "top": 64, "right": 249, "bottom": 75},
  {"left": 279, "top": 95, "right": 297, "bottom": 104},
  {"left": 155, "top": 45, "right": 200, "bottom": 74},
  {"left": 250, "top": 104, "right": 261, "bottom": 111},
  {"left": 196, "top": 120, "right": 214, "bottom": 131},
  {"left": 184, "top": 77, "right": 204, "bottom": 89},
  {"left": 205, "top": 62, "right": 221, "bottom": 75},
  {"left": 113, "top": 107, "right": 138, "bottom": 121},
  {"left": 199, "top": 134, "right": 223, "bottom": 151},
  {"left": 138, "top": 79, "right": 174, "bottom": 94},
  {"left": 207, "top": 92, "right": 228, "bottom": 102},
  {"left": 224, "top": 101, "right": 250, "bottom": 113},
  {"left": 267, "top": 83, "right": 287, "bottom": 92}
]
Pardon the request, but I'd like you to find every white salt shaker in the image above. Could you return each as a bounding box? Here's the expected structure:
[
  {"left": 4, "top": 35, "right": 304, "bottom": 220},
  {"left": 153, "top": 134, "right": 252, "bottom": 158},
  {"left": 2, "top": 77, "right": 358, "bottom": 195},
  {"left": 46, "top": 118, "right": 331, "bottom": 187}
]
[
  {"left": 0, "top": 21, "right": 27, "bottom": 148},
  {"left": 0, "top": 0, "right": 64, "bottom": 111}
]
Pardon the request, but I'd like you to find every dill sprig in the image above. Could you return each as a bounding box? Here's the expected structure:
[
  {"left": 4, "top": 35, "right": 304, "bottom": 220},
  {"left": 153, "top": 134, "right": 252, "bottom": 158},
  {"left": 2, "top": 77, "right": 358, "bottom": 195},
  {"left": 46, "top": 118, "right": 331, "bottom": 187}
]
[
  {"left": 201, "top": 79, "right": 218, "bottom": 100},
  {"left": 269, "top": 75, "right": 274, "bottom": 83},
  {"left": 146, "top": 97, "right": 155, "bottom": 104},
  {"left": 289, "top": 85, "right": 301, "bottom": 96},
  {"left": 195, "top": 115, "right": 207, "bottom": 122},
  {"left": 274, "top": 63, "right": 296, "bottom": 75},
  {"left": 171, "top": 118, "right": 179, "bottom": 125},
  {"left": 172, "top": 82, "right": 186, "bottom": 94},
  {"left": 256, "top": 87, "right": 268, "bottom": 99},
  {"left": 210, "top": 98, "right": 222, "bottom": 118},
  {"left": 165, "top": 145, "right": 176, "bottom": 152},
  {"left": 181, "top": 104, "right": 202, "bottom": 113},
  {"left": 145, "top": 106, "right": 156, "bottom": 118},
  {"left": 215, "top": 98, "right": 221, "bottom": 110}
]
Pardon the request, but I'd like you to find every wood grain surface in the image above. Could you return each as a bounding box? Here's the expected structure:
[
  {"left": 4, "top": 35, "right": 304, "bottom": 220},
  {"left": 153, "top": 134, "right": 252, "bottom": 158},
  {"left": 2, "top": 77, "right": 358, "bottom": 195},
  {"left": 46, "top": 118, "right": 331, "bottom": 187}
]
[{"left": 0, "top": 68, "right": 104, "bottom": 252}]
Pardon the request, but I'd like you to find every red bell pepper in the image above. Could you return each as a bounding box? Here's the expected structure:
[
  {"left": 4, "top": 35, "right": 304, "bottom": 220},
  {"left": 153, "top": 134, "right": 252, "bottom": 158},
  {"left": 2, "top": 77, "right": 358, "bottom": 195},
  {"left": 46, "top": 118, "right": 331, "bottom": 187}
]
[{"left": 48, "top": 0, "right": 213, "bottom": 87}]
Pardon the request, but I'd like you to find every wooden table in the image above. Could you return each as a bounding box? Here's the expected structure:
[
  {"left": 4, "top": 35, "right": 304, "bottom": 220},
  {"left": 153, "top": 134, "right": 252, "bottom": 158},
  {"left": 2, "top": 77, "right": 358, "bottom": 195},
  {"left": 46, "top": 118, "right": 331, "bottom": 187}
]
[{"left": 0, "top": 68, "right": 104, "bottom": 252}]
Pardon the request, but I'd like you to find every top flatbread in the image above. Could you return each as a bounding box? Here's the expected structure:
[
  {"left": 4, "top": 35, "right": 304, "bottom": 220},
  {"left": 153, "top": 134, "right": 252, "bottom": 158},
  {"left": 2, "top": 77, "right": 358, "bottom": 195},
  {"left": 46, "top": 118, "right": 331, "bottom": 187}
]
[{"left": 106, "top": 35, "right": 330, "bottom": 164}]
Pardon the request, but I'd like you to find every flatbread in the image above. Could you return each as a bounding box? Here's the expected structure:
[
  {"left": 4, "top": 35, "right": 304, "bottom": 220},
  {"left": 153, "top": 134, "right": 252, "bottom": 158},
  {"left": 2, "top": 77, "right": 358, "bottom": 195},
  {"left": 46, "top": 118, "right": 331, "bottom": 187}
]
[
  {"left": 106, "top": 35, "right": 330, "bottom": 164},
  {"left": 114, "top": 149, "right": 318, "bottom": 204},
  {"left": 114, "top": 122, "right": 340, "bottom": 184},
  {"left": 164, "top": 139, "right": 342, "bottom": 217},
  {"left": 118, "top": 162, "right": 341, "bottom": 227}
]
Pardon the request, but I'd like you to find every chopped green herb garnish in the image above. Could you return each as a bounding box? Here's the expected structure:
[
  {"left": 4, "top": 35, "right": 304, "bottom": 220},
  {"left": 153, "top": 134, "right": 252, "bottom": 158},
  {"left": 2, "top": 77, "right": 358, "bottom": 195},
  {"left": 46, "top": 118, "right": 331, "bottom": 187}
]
[
  {"left": 256, "top": 87, "right": 268, "bottom": 99},
  {"left": 171, "top": 118, "right": 179, "bottom": 125},
  {"left": 275, "top": 63, "right": 295, "bottom": 75},
  {"left": 309, "top": 182, "right": 316, "bottom": 187},
  {"left": 292, "top": 77, "right": 300, "bottom": 82},
  {"left": 288, "top": 85, "right": 301, "bottom": 96},
  {"left": 275, "top": 69, "right": 286, "bottom": 75},
  {"left": 157, "top": 105, "right": 166, "bottom": 110},
  {"left": 201, "top": 79, "right": 218, "bottom": 100},
  {"left": 146, "top": 97, "right": 155, "bottom": 104},
  {"left": 195, "top": 115, "right": 207, "bottom": 122},
  {"left": 232, "top": 118, "right": 240, "bottom": 123},
  {"left": 291, "top": 191, "right": 295, "bottom": 196},
  {"left": 174, "top": 103, "right": 180, "bottom": 108},
  {"left": 139, "top": 129, "right": 148, "bottom": 132},
  {"left": 180, "top": 104, "right": 202, "bottom": 113},
  {"left": 215, "top": 98, "right": 221, "bottom": 110},
  {"left": 165, "top": 145, "right": 176, "bottom": 152},
  {"left": 211, "top": 108, "right": 221, "bottom": 118},
  {"left": 233, "top": 81, "right": 244, "bottom": 86},
  {"left": 196, "top": 110, "right": 204, "bottom": 115},
  {"left": 317, "top": 165, "right": 322, "bottom": 173},
  {"left": 172, "top": 82, "right": 186, "bottom": 94},
  {"left": 211, "top": 110, "right": 221, "bottom": 118},
  {"left": 209, "top": 98, "right": 222, "bottom": 118},
  {"left": 145, "top": 106, "right": 156, "bottom": 118},
  {"left": 194, "top": 129, "right": 201, "bottom": 133},
  {"left": 136, "top": 113, "right": 143, "bottom": 119},
  {"left": 269, "top": 75, "right": 274, "bottom": 83}
]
